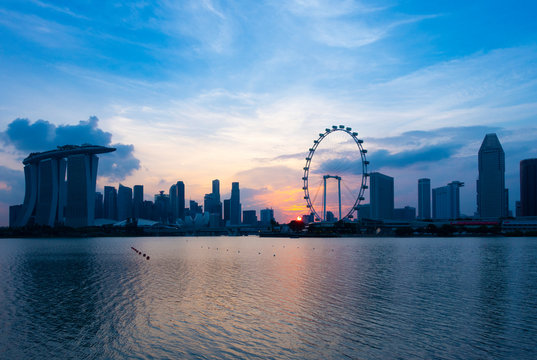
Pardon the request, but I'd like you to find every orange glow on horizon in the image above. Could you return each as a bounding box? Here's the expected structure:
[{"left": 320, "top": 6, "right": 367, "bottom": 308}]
[{"left": 296, "top": 216, "right": 302, "bottom": 221}]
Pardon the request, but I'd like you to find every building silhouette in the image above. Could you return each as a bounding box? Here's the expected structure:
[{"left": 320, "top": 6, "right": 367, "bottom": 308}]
[
  {"left": 393, "top": 206, "right": 416, "bottom": 221},
  {"left": 370, "top": 172, "right": 394, "bottom": 220},
  {"left": 477, "top": 133, "right": 508, "bottom": 218},
  {"left": 203, "top": 180, "right": 222, "bottom": 223},
  {"left": 432, "top": 181, "right": 464, "bottom": 219},
  {"left": 520, "top": 158, "right": 537, "bottom": 216},
  {"left": 104, "top": 186, "right": 117, "bottom": 220},
  {"left": 95, "top": 192, "right": 103, "bottom": 219},
  {"left": 133, "top": 185, "right": 143, "bottom": 219},
  {"left": 260, "top": 208, "right": 274, "bottom": 225},
  {"left": 243, "top": 210, "right": 257, "bottom": 225},
  {"left": 418, "top": 178, "right": 431, "bottom": 219},
  {"left": 11, "top": 145, "right": 115, "bottom": 227},
  {"left": 117, "top": 184, "right": 133, "bottom": 221},
  {"left": 189, "top": 200, "right": 202, "bottom": 218},
  {"left": 169, "top": 184, "right": 177, "bottom": 221},
  {"left": 230, "top": 182, "right": 241, "bottom": 225},
  {"left": 154, "top": 191, "right": 169, "bottom": 223},
  {"left": 176, "top": 181, "right": 185, "bottom": 220},
  {"left": 223, "top": 199, "right": 230, "bottom": 224}
]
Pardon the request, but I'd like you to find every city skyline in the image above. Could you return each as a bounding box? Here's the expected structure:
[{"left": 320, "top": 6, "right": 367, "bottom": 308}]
[{"left": 1, "top": 1, "right": 537, "bottom": 225}]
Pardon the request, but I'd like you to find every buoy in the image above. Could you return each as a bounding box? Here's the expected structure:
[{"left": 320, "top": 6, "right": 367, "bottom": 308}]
[
  {"left": 258, "top": 252, "right": 261, "bottom": 255},
  {"left": 146, "top": 256, "right": 150, "bottom": 260},
  {"left": 238, "top": 250, "right": 240, "bottom": 253},
  {"left": 143, "top": 254, "right": 146, "bottom": 257},
  {"left": 273, "top": 254, "right": 276, "bottom": 257}
]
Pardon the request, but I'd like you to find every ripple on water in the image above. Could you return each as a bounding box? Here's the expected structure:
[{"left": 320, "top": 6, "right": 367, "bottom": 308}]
[{"left": 1, "top": 236, "right": 537, "bottom": 359}]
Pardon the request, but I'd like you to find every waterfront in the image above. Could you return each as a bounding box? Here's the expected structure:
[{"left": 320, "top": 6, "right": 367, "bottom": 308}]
[{"left": 1, "top": 236, "right": 536, "bottom": 359}]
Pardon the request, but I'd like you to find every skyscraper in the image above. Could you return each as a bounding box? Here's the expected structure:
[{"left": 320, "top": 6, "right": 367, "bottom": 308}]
[
  {"left": 104, "top": 186, "right": 117, "bottom": 220},
  {"left": 370, "top": 172, "right": 394, "bottom": 220},
  {"left": 204, "top": 179, "right": 222, "bottom": 223},
  {"left": 117, "top": 184, "right": 133, "bottom": 221},
  {"left": 95, "top": 192, "right": 104, "bottom": 219},
  {"left": 230, "top": 182, "right": 241, "bottom": 225},
  {"left": 432, "top": 181, "right": 464, "bottom": 219},
  {"left": 418, "top": 178, "right": 431, "bottom": 219},
  {"left": 35, "top": 157, "right": 66, "bottom": 226},
  {"left": 133, "top": 185, "right": 143, "bottom": 219},
  {"left": 12, "top": 145, "right": 114, "bottom": 227},
  {"left": 154, "top": 191, "right": 169, "bottom": 223},
  {"left": 212, "top": 179, "right": 220, "bottom": 203},
  {"left": 65, "top": 154, "right": 99, "bottom": 227},
  {"left": 223, "top": 199, "right": 230, "bottom": 223},
  {"left": 520, "top": 158, "right": 537, "bottom": 216},
  {"left": 477, "top": 133, "right": 507, "bottom": 218},
  {"left": 169, "top": 184, "right": 177, "bottom": 221},
  {"left": 176, "top": 181, "right": 185, "bottom": 220}
]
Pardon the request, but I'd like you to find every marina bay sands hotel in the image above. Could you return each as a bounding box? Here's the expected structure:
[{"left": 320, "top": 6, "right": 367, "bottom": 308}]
[{"left": 10, "top": 145, "right": 115, "bottom": 228}]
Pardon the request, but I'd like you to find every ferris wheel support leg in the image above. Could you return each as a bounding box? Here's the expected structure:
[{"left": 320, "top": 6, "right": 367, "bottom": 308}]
[
  {"left": 323, "top": 177, "right": 327, "bottom": 221},
  {"left": 338, "top": 178, "right": 342, "bottom": 221}
]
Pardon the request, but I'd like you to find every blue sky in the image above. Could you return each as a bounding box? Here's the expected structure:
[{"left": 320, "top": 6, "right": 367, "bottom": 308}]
[{"left": 1, "top": 0, "right": 537, "bottom": 225}]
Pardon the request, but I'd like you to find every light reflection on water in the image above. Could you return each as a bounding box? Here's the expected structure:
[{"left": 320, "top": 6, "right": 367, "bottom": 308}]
[{"left": 1, "top": 236, "right": 536, "bottom": 359}]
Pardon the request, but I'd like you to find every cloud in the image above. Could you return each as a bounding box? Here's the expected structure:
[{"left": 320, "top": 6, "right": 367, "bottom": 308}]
[
  {"left": 1, "top": 116, "right": 140, "bottom": 181},
  {"left": 0, "top": 165, "right": 25, "bottom": 205}
]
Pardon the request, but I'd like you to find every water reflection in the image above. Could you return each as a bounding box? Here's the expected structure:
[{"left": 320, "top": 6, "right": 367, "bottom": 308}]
[{"left": 1, "top": 237, "right": 537, "bottom": 359}]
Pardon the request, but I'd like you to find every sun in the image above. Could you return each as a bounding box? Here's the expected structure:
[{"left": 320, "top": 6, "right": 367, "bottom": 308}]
[{"left": 296, "top": 216, "right": 302, "bottom": 221}]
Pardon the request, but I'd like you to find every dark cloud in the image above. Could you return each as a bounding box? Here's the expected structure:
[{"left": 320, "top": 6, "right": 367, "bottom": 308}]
[
  {"left": 365, "top": 125, "right": 501, "bottom": 148},
  {"left": 1, "top": 116, "right": 140, "bottom": 180}
]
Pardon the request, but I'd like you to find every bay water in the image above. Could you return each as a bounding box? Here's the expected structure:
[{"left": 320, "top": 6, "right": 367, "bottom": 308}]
[{"left": 1, "top": 236, "right": 536, "bottom": 359}]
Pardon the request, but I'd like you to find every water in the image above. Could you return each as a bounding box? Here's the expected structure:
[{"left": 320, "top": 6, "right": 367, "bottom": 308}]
[{"left": 0, "top": 236, "right": 536, "bottom": 359}]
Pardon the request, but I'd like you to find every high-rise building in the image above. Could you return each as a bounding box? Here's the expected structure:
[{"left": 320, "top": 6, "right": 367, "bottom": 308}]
[
  {"left": 260, "top": 208, "right": 274, "bottom": 225},
  {"left": 230, "top": 182, "right": 241, "bottom": 225},
  {"left": 520, "top": 158, "right": 537, "bottom": 216},
  {"left": 223, "top": 199, "right": 230, "bottom": 223},
  {"left": 65, "top": 154, "right": 99, "bottom": 227},
  {"left": 189, "top": 200, "right": 202, "bottom": 217},
  {"left": 418, "top": 178, "right": 431, "bottom": 219},
  {"left": 95, "top": 192, "right": 104, "bottom": 219},
  {"left": 370, "top": 172, "right": 394, "bottom": 220},
  {"left": 117, "top": 184, "right": 133, "bottom": 221},
  {"left": 169, "top": 184, "right": 177, "bottom": 221},
  {"left": 133, "top": 185, "right": 143, "bottom": 219},
  {"left": 35, "top": 157, "right": 66, "bottom": 226},
  {"left": 203, "top": 180, "right": 223, "bottom": 223},
  {"left": 104, "top": 186, "right": 117, "bottom": 220},
  {"left": 242, "top": 210, "right": 257, "bottom": 225},
  {"left": 477, "top": 133, "right": 508, "bottom": 218},
  {"left": 154, "top": 191, "right": 169, "bottom": 223},
  {"left": 176, "top": 181, "right": 185, "bottom": 220},
  {"left": 357, "top": 204, "right": 371, "bottom": 220},
  {"left": 432, "top": 181, "right": 464, "bottom": 219},
  {"left": 9, "top": 205, "right": 23, "bottom": 228},
  {"left": 12, "top": 145, "right": 114, "bottom": 227},
  {"left": 212, "top": 179, "right": 220, "bottom": 203}
]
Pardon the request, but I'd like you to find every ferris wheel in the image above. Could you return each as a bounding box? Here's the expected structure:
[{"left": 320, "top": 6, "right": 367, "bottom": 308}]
[{"left": 302, "top": 125, "right": 369, "bottom": 221}]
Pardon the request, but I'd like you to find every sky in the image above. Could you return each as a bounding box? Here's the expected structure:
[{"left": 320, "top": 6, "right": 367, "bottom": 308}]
[{"left": 1, "top": 0, "right": 537, "bottom": 225}]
